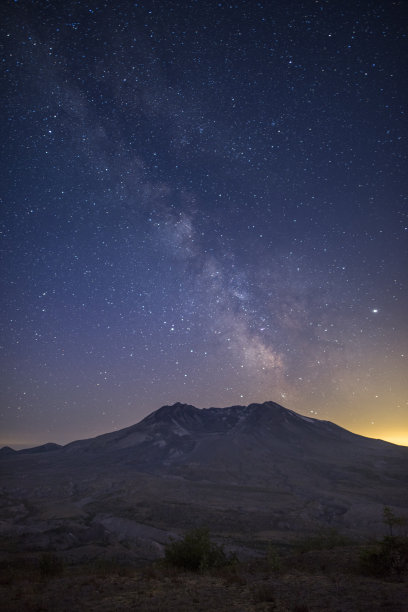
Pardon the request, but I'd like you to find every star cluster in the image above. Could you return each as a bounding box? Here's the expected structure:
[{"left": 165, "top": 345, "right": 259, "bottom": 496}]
[{"left": 1, "top": 0, "right": 407, "bottom": 447}]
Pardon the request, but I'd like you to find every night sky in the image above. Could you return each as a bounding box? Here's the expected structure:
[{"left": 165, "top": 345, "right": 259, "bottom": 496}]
[{"left": 1, "top": 0, "right": 407, "bottom": 449}]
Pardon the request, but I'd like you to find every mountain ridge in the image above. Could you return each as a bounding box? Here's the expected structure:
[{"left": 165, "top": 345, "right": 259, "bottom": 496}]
[
  {"left": 2, "top": 400, "right": 404, "bottom": 455},
  {"left": 1, "top": 400, "right": 407, "bottom": 556}
]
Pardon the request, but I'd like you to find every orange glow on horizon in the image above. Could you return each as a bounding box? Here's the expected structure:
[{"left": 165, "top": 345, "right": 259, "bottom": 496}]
[
  {"left": 346, "top": 427, "right": 408, "bottom": 448},
  {"left": 377, "top": 434, "right": 408, "bottom": 447}
]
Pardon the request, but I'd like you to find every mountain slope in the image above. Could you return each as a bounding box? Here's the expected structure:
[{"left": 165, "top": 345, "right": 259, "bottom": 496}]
[
  {"left": 1, "top": 401, "right": 407, "bottom": 548},
  {"left": 52, "top": 401, "right": 407, "bottom": 480}
]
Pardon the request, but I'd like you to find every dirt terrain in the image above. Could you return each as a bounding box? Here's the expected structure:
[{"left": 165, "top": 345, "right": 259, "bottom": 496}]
[{"left": 1, "top": 543, "right": 408, "bottom": 611}]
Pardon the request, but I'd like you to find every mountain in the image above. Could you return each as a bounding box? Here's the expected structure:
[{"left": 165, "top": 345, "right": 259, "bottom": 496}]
[
  {"left": 24, "top": 400, "right": 401, "bottom": 459},
  {"left": 19, "top": 442, "right": 62, "bottom": 454},
  {"left": 15, "top": 401, "right": 405, "bottom": 484},
  {"left": 0, "top": 446, "right": 16, "bottom": 456},
  {"left": 1, "top": 402, "right": 407, "bottom": 563},
  {"left": 3, "top": 400, "right": 408, "bottom": 493}
]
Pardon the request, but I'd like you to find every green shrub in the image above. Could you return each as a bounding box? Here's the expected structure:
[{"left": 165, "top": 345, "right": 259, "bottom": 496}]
[
  {"left": 164, "top": 527, "right": 231, "bottom": 571},
  {"left": 360, "top": 536, "right": 408, "bottom": 578}
]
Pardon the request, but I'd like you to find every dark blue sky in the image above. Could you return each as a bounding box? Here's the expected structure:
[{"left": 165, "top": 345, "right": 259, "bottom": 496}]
[{"left": 1, "top": 0, "right": 407, "bottom": 447}]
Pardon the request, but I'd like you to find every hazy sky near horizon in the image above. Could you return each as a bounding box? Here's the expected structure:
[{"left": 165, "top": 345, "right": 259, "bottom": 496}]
[{"left": 1, "top": 0, "right": 407, "bottom": 448}]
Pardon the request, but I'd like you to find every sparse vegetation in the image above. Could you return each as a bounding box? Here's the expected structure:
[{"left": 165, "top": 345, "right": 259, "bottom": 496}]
[
  {"left": 251, "top": 581, "right": 276, "bottom": 603},
  {"left": 358, "top": 506, "right": 408, "bottom": 579},
  {"left": 1, "top": 539, "right": 408, "bottom": 611},
  {"left": 164, "top": 527, "right": 233, "bottom": 571},
  {"left": 383, "top": 506, "right": 407, "bottom": 536},
  {"left": 359, "top": 535, "right": 408, "bottom": 578},
  {"left": 294, "top": 528, "right": 351, "bottom": 553}
]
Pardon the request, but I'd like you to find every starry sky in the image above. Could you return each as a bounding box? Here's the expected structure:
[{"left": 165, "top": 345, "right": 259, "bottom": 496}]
[{"left": 1, "top": 0, "right": 407, "bottom": 449}]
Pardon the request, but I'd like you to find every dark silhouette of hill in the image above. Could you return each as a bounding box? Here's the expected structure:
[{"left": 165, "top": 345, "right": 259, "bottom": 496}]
[
  {"left": 19, "top": 442, "right": 62, "bottom": 454},
  {"left": 21, "top": 400, "right": 404, "bottom": 465}
]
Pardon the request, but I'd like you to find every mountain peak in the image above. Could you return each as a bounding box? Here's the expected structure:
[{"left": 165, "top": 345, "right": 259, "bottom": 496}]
[
  {"left": 0, "top": 446, "right": 16, "bottom": 455},
  {"left": 143, "top": 402, "right": 198, "bottom": 422},
  {"left": 140, "top": 400, "right": 302, "bottom": 431}
]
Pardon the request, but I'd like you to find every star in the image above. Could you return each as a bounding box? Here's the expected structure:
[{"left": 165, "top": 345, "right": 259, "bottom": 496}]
[{"left": 0, "top": 0, "right": 406, "bottom": 448}]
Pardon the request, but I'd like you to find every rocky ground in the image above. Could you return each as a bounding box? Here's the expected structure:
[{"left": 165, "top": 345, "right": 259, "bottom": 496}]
[{"left": 1, "top": 541, "right": 407, "bottom": 611}]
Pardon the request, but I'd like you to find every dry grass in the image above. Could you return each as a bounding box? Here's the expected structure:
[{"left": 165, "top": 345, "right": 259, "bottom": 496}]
[{"left": 1, "top": 544, "right": 407, "bottom": 611}]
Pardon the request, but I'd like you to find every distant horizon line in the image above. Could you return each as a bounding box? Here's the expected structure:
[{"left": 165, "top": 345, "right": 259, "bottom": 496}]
[{"left": 2, "top": 400, "right": 407, "bottom": 450}]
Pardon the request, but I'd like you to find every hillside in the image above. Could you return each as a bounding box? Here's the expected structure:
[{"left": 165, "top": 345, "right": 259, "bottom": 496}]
[{"left": 1, "top": 401, "right": 407, "bottom": 566}]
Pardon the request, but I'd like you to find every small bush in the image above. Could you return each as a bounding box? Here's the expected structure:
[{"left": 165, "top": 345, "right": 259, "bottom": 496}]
[
  {"left": 360, "top": 536, "right": 408, "bottom": 578},
  {"left": 164, "top": 527, "right": 231, "bottom": 571},
  {"left": 383, "top": 506, "right": 407, "bottom": 537},
  {"left": 39, "top": 553, "right": 64, "bottom": 577}
]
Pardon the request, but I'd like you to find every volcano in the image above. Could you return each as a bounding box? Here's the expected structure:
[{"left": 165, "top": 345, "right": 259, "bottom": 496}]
[{"left": 1, "top": 402, "right": 407, "bottom": 562}]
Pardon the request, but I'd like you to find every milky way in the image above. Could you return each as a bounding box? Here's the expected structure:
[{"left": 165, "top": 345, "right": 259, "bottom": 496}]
[{"left": 1, "top": 0, "right": 407, "bottom": 447}]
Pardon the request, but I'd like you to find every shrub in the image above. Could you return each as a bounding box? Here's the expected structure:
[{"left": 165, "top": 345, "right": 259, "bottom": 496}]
[
  {"left": 164, "top": 527, "right": 231, "bottom": 571},
  {"left": 359, "top": 536, "right": 408, "bottom": 578},
  {"left": 383, "top": 506, "right": 407, "bottom": 537}
]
